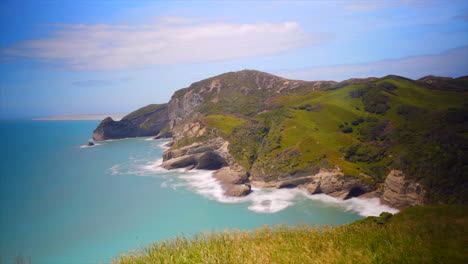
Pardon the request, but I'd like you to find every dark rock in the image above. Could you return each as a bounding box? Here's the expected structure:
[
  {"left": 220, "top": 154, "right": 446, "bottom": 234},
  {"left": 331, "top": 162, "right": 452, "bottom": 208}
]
[
  {"left": 86, "top": 141, "right": 95, "bottom": 146},
  {"left": 195, "top": 151, "right": 227, "bottom": 170}
]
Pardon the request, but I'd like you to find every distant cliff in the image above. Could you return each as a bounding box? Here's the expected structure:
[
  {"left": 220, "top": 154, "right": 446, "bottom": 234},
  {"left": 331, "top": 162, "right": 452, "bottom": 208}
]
[
  {"left": 93, "top": 70, "right": 468, "bottom": 208},
  {"left": 93, "top": 104, "right": 169, "bottom": 141}
]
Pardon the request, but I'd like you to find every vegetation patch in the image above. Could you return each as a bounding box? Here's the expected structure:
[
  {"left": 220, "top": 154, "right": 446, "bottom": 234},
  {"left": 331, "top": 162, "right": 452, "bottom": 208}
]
[
  {"left": 113, "top": 205, "right": 468, "bottom": 264},
  {"left": 201, "top": 114, "right": 248, "bottom": 135}
]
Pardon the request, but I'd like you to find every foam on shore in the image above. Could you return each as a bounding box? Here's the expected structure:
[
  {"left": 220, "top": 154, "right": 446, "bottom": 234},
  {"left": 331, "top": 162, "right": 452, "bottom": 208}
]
[
  {"left": 108, "top": 140, "right": 398, "bottom": 216},
  {"left": 134, "top": 159, "right": 398, "bottom": 216}
]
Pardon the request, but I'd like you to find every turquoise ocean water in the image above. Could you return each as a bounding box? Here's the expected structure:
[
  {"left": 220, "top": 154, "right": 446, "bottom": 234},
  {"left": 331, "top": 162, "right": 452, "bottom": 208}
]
[{"left": 0, "top": 120, "right": 397, "bottom": 264}]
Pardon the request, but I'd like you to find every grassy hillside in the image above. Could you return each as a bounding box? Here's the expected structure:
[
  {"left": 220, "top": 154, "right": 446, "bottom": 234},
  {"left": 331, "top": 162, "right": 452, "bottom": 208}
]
[
  {"left": 189, "top": 75, "right": 467, "bottom": 203},
  {"left": 113, "top": 205, "right": 467, "bottom": 264},
  {"left": 122, "top": 104, "right": 167, "bottom": 121}
]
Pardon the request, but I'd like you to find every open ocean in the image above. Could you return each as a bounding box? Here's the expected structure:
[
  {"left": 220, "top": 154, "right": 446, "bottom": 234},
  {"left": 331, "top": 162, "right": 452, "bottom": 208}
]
[{"left": 0, "top": 120, "right": 397, "bottom": 264}]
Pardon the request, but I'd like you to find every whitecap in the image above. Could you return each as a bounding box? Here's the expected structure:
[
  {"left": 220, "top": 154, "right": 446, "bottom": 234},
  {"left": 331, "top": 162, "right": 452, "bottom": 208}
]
[
  {"left": 301, "top": 192, "right": 399, "bottom": 217},
  {"left": 80, "top": 142, "right": 102, "bottom": 148},
  {"left": 247, "top": 187, "right": 297, "bottom": 213}
]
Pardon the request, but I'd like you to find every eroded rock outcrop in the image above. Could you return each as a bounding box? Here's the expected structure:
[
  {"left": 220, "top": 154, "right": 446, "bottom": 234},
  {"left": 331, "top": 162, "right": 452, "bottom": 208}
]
[
  {"left": 162, "top": 137, "right": 251, "bottom": 196},
  {"left": 251, "top": 168, "right": 375, "bottom": 199},
  {"left": 380, "top": 170, "right": 425, "bottom": 209},
  {"left": 213, "top": 166, "right": 251, "bottom": 197},
  {"left": 305, "top": 170, "right": 375, "bottom": 199}
]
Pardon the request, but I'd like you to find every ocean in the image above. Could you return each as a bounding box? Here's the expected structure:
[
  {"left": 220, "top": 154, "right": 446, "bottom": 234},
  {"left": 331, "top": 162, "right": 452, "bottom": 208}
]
[{"left": 0, "top": 120, "right": 397, "bottom": 264}]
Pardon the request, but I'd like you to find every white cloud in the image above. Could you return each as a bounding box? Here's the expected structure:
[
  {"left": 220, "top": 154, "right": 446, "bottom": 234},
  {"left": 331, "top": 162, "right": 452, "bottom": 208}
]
[
  {"left": 281, "top": 47, "right": 468, "bottom": 81},
  {"left": 156, "top": 16, "right": 202, "bottom": 24},
  {"left": 341, "top": 0, "right": 432, "bottom": 11},
  {"left": 342, "top": 3, "right": 385, "bottom": 11},
  {"left": 1, "top": 21, "right": 329, "bottom": 71}
]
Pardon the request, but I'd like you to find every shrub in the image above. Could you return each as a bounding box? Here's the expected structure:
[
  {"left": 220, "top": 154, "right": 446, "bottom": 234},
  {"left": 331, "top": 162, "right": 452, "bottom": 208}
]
[
  {"left": 351, "top": 117, "right": 364, "bottom": 126},
  {"left": 378, "top": 81, "right": 397, "bottom": 91},
  {"left": 341, "top": 126, "right": 353, "bottom": 133}
]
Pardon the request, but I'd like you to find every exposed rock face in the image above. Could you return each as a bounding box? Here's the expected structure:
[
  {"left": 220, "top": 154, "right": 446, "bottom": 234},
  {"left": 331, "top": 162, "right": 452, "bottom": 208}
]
[
  {"left": 93, "top": 104, "right": 169, "bottom": 141},
  {"left": 213, "top": 166, "right": 251, "bottom": 197},
  {"left": 213, "top": 166, "right": 248, "bottom": 185},
  {"left": 251, "top": 168, "right": 375, "bottom": 199},
  {"left": 168, "top": 89, "right": 204, "bottom": 129},
  {"left": 171, "top": 122, "right": 207, "bottom": 143},
  {"left": 224, "top": 184, "right": 251, "bottom": 197},
  {"left": 380, "top": 170, "right": 425, "bottom": 209},
  {"left": 162, "top": 137, "right": 250, "bottom": 196},
  {"left": 305, "top": 170, "right": 375, "bottom": 199}
]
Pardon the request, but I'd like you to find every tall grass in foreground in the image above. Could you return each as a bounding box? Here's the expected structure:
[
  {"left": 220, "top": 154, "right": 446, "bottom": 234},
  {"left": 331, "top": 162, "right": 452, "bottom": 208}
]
[{"left": 114, "top": 206, "right": 467, "bottom": 264}]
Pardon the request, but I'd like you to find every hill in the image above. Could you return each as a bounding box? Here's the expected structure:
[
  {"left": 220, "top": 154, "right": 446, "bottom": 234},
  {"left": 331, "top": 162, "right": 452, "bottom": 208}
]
[{"left": 93, "top": 70, "right": 468, "bottom": 207}]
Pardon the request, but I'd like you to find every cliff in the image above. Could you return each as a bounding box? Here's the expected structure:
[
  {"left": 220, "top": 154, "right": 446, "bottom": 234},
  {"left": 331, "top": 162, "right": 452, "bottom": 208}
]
[
  {"left": 93, "top": 104, "right": 169, "bottom": 141},
  {"left": 93, "top": 70, "right": 468, "bottom": 209}
]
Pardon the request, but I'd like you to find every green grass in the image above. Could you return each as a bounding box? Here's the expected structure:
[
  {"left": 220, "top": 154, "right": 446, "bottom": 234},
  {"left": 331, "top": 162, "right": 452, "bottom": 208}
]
[
  {"left": 113, "top": 205, "right": 468, "bottom": 264},
  {"left": 236, "top": 77, "right": 467, "bottom": 197},
  {"left": 123, "top": 104, "right": 167, "bottom": 121},
  {"left": 201, "top": 114, "right": 248, "bottom": 135}
]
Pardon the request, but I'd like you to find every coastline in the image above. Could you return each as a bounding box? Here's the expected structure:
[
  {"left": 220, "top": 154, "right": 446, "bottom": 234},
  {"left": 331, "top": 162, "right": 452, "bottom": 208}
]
[
  {"left": 33, "top": 114, "right": 125, "bottom": 121},
  {"left": 121, "top": 138, "right": 399, "bottom": 216}
]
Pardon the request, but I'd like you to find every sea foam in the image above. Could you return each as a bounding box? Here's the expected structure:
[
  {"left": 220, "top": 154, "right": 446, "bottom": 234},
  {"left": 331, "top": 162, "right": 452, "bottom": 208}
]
[
  {"left": 108, "top": 138, "right": 398, "bottom": 216},
  {"left": 131, "top": 158, "right": 398, "bottom": 216}
]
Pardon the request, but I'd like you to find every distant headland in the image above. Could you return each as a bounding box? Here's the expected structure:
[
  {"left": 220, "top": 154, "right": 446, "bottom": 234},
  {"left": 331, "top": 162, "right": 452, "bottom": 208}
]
[{"left": 33, "top": 114, "right": 125, "bottom": 121}]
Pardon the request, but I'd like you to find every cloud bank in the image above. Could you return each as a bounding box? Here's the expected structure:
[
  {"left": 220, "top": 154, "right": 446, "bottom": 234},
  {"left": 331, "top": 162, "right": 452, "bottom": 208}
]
[
  {"left": 281, "top": 46, "right": 468, "bottom": 81},
  {"left": 72, "top": 77, "right": 131, "bottom": 87},
  {"left": 1, "top": 20, "right": 328, "bottom": 71}
]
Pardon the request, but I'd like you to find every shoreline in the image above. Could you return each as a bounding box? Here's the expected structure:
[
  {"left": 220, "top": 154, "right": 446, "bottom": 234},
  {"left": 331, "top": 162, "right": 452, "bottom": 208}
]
[{"left": 33, "top": 114, "right": 125, "bottom": 121}]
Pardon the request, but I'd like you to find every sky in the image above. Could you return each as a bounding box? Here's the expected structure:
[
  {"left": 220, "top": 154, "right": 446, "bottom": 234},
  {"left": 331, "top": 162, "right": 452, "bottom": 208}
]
[{"left": 0, "top": 0, "right": 467, "bottom": 119}]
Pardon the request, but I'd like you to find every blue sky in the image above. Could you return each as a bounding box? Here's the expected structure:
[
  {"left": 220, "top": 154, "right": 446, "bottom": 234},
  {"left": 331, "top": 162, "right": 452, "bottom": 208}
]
[{"left": 0, "top": 0, "right": 467, "bottom": 118}]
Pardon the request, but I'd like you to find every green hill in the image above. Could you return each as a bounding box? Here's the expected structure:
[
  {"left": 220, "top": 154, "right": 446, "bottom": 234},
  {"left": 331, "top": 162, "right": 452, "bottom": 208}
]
[
  {"left": 94, "top": 70, "right": 467, "bottom": 205},
  {"left": 169, "top": 72, "right": 468, "bottom": 204}
]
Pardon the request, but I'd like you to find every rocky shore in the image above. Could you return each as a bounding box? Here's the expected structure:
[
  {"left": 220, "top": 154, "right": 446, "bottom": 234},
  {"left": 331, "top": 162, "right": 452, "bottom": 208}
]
[
  {"left": 160, "top": 136, "right": 424, "bottom": 209},
  {"left": 161, "top": 137, "right": 251, "bottom": 197}
]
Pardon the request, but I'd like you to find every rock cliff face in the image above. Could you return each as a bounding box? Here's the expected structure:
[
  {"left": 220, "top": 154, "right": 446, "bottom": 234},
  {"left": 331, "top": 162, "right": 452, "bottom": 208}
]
[
  {"left": 251, "top": 168, "right": 375, "bottom": 199},
  {"left": 380, "top": 170, "right": 425, "bottom": 209},
  {"left": 161, "top": 137, "right": 250, "bottom": 196},
  {"left": 93, "top": 104, "right": 169, "bottom": 141},
  {"left": 167, "top": 89, "right": 204, "bottom": 130}
]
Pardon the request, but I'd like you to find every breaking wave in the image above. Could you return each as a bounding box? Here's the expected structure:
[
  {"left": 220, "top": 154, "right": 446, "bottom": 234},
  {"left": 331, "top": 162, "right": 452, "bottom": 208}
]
[{"left": 110, "top": 155, "right": 399, "bottom": 216}]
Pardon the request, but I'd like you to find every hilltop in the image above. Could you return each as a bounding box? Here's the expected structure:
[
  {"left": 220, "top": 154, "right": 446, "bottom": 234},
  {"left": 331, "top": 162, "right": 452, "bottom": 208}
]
[{"left": 93, "top": 70, "right": 468, "bottom": 208}]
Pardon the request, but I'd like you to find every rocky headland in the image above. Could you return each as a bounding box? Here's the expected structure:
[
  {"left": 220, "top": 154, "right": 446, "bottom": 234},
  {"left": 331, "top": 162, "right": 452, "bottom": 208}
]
[{"left": 93, "top": 70, "right": 468, "bottom": 209}]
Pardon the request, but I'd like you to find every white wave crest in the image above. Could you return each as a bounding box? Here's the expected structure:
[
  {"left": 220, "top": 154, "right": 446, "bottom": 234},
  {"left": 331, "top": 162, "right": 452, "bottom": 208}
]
[{"left": 302, "top": 192, "right": 399, "bottom": 216}]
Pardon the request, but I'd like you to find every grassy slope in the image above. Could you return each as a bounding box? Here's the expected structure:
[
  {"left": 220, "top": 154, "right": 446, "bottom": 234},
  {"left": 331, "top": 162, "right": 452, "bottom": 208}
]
[
  {"left": 113, "top": 205, "right": 467, "bottom": 264},
  {"left": 196, "top": 77, "right": 467, "bottom": 202},
  {"left": 122, "top": 104, "right": 167, "bottom": 121}
]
